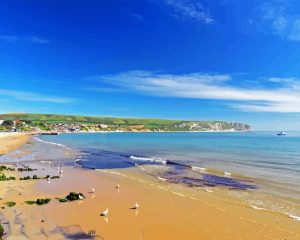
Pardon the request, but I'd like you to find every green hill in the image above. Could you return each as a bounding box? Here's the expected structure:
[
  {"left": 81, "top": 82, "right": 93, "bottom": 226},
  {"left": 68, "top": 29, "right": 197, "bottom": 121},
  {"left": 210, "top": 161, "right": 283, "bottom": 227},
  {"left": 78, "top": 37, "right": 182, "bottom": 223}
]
[{"left": 0, "top": 113, "right": 251, "bottom": 131}]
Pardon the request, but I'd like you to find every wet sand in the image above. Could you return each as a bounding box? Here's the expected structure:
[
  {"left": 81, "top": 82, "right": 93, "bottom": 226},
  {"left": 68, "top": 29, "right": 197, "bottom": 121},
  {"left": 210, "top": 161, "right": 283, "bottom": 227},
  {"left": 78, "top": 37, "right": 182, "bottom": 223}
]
[
  {"left": 0, "top": 163, "right": 298, "bottom": 240},
  {"left": 0, "top": 135, "right": 299, "bottom": 239}
]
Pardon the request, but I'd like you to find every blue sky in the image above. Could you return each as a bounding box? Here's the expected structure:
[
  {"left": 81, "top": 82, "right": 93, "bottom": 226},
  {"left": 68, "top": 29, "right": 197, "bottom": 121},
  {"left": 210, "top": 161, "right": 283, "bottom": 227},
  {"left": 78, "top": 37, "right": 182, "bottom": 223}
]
[{"left": 1, "top": 0, "right": 300, "bottom": 130}]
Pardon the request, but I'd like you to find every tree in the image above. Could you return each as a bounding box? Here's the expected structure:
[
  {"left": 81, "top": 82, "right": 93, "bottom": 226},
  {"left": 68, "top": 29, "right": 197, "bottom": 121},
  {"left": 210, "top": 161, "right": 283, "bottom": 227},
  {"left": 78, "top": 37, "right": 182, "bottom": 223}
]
[{"left": 2, "top": 120, "right": 14, "bottom": 127}]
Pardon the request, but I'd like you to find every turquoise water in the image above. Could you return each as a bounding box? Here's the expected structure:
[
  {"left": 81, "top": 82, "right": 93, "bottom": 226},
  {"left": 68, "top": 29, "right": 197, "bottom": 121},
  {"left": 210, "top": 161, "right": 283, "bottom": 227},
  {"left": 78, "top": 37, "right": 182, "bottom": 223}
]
[{"left": 40, "top": 132, "right": 300, "bottom": 201}]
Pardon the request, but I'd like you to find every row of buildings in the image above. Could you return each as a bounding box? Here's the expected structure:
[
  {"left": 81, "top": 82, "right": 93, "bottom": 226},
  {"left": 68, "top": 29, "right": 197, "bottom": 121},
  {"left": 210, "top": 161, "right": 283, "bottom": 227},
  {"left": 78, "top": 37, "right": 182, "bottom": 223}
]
[{"left": 0, "top": 119, "right": 151, "bottom": 133}]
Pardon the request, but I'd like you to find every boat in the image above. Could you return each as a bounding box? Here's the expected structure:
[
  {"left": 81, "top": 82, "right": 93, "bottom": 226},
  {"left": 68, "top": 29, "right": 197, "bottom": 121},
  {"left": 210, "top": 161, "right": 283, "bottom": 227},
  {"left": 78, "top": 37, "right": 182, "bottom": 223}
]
[{"left": 277, "top": 131, "right": 287, "bottom": 136}]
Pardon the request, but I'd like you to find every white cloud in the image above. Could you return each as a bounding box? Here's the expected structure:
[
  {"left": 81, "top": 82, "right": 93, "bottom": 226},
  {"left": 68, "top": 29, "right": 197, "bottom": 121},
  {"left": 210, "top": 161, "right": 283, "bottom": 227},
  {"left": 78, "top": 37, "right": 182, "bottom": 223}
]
[
  {"left": 0, "top": 35, "right": 50, "bottom": 44},
  {"left": 0, "top": 89, "right": 74, "bottom": 104},
  {"left": 0, "top": 35, "right": 19, "bottom": 42},
  {"left": 233, "top": 102, "right": 300, "bottom": 113},
  {"left": 128, "top": 13, "right": 144, "bottom": 22},
  {"left": 288, "top": 19, "right": 300, "bottom": 41},
  {"left": 260, "top": 2, "right": 287, "bottom": 33},
  {"left": 30, "top": 36, "right": 50, "bottom": 44},
  {"left": 98, "top": 71, "right": 300, "bottom": 113},
  {"left": 164, "top": 0, "right": 213, "bottom": 24},
  {"left": 272, "top": 16, "right": 288, "bottom": 33},
  {"left": 252, "top": 1, "right": 300, "bottom": 41}
]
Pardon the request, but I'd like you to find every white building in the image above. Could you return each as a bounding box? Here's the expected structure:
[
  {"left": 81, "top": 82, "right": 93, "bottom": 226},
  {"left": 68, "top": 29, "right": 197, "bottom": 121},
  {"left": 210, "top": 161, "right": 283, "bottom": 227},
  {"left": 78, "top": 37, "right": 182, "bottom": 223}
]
[{"left": 99, "top": 124, "right": 108, "bottom": 129}]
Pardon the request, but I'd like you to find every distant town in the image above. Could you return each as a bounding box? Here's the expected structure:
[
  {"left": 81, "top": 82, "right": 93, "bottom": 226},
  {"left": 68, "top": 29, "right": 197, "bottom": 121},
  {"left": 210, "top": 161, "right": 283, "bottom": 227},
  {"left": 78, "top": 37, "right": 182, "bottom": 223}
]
[{"left": 0, "top": 119, "right": 155, "bottom": 133}]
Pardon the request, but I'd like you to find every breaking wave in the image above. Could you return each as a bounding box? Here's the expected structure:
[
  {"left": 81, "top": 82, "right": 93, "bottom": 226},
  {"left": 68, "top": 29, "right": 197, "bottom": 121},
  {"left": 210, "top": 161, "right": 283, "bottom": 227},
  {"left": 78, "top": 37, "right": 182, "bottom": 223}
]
[
  {"left": 33, "top": 137, "right": 71, "bottom": 150},
  {"left": 129, "top": 155, "right": 167, "bottom": 164}
]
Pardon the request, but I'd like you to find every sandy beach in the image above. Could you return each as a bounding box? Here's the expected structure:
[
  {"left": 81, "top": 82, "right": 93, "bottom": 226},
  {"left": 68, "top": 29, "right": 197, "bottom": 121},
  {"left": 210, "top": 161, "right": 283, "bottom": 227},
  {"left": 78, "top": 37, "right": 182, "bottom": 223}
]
[
  {"left": 0, "top": 133, "right": 30, "bottom": 155},
  {"left": 0, "top": 134, "right": 299, "bottom": 239}
]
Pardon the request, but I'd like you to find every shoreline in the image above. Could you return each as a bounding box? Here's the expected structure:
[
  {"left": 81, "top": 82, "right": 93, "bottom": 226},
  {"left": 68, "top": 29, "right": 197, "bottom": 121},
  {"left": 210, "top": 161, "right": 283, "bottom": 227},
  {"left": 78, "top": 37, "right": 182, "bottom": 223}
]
[
  {"left": 38, "top": 129, "right": 253, "bottom": 134},
  {"left": 32, "top": 134, "right": 300, "bottom": 218},
  {"left": 0, "top": 134, "right": 299, "bottom": 239}
]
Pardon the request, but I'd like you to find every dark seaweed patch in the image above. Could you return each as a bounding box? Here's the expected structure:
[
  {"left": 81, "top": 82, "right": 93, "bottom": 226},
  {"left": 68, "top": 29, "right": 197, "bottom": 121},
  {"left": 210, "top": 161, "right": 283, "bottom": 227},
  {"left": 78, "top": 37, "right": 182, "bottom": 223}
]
[
  {"left": 75, "top": 149, "right": 257, "bottom": 190},
  {"left": 202, "top": 174, "right": 256, "bottom": 190},
  {"left": 162, "top": 173, "right": 256, "bottom": 190},
  {"left": 75, "top": 149, "right": 133, "bottom": 169}
]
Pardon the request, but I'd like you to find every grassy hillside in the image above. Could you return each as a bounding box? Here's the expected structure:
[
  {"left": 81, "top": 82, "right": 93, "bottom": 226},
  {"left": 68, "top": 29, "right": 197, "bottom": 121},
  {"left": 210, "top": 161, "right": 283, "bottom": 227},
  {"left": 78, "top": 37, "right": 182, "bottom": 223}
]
[{"left": 0, "top": 113, "right": 251, "bottom": 131}]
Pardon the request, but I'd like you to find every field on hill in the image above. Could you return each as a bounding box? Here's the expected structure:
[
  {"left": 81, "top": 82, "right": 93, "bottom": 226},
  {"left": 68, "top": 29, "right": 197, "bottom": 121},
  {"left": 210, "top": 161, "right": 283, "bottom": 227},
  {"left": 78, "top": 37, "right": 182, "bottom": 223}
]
[{"left": 0, "top": 113, "right": 251, "bottom": 131}]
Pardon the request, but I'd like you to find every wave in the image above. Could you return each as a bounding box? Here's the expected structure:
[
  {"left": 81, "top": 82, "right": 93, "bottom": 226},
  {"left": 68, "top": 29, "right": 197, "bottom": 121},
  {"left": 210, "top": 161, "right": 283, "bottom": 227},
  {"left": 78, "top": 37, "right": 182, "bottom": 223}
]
[
  {"left": 40, "top": 160, "right": 52, "bottom": 164},
  {"left": 74, "top": 158, "right": 85, "bottom": 163},
  {"left": 73, "top": 159, "right": 80, "bottom": 167},
  {"left": 167, "top": 161, "right": 209, "bottom": 172},
  {"left": 33, "top": 137, "right": 71, "bottom": 150},
  {"left": 191, "top": 166, "right": 207, "bottom": 172},
  {"left": 288, "top": 214, "right": 300, "bottom": 221},
  {"left": 169, "top": 191, "right": 186, "bottom": 197},
  {"left": 157, "top": 176, "right": 168, "bottom": 182},
  {"left": 251, "top": 205, "right": 267, "bottom": 211},
  {"left": 129, "top": 155, "right": 167, "bottom": 164}
]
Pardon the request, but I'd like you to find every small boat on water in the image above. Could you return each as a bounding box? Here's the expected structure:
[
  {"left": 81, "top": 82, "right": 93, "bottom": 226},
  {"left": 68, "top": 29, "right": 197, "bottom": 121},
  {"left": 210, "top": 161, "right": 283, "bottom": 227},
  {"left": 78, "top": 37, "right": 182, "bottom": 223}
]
[{"left": 277, "top": 131, "right": 287, "bottom": 136}]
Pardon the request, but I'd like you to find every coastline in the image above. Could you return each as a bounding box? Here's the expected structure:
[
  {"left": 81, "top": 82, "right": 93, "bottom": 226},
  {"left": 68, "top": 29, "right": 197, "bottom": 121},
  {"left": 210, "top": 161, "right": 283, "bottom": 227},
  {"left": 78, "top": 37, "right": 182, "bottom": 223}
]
[
  {"left": 38, "top": 129, "right": 252, "bottom": 134},
  {"left": 0, "top": 134, "right": 299, "bottom": 239}
]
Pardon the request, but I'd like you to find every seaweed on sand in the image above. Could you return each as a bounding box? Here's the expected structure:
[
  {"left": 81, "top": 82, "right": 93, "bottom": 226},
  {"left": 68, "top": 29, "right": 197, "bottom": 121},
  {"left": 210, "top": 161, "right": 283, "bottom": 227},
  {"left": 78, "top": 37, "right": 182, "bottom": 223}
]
[
  {"left": 4, "top": 201, "right": 16, "bottom": 207},
  {"left": 65, "top": 192, "right": 85, "bottom": 201},
  {"left": 24, "top": 198, "right": 51, "bottom": 205},
  {"left": 0, "top": 223, "right": 4, "bottom": 239}
]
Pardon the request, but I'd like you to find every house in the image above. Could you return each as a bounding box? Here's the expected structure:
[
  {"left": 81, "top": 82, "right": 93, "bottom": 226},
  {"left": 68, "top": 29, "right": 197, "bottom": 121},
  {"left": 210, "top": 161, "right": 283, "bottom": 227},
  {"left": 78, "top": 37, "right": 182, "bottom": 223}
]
[
  {"left": 14, "top": 120, "right": 25, "bottom": 125},
  {"left": 129, "top": 125, "right": 145, "bottom": 130},
  {"left": 0, "top": 120, "right": 4, "bottom": 125},
  {"left": 99, "top": 124, "right": 108, "bottom": 129}
]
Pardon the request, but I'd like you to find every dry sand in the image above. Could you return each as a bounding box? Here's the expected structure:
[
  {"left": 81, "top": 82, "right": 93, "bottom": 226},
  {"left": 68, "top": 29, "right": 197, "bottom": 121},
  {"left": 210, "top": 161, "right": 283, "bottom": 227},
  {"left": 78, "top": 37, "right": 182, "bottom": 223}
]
[{"left": 0, "top": 133, "right": 30, "bottom": 155}]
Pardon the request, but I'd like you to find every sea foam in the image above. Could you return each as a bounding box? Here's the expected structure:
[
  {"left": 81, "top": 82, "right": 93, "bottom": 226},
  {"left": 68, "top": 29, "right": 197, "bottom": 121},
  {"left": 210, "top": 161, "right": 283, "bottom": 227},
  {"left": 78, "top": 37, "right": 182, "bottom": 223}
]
[
  {"left": 129, "top": 155, "right": 167, "bottom": 164},
  {"left": 288, "top": 214, "right": 300, "bottom": 221},
  {"left": 33, "top": 137, "right": 71, "bottom": 150}
]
